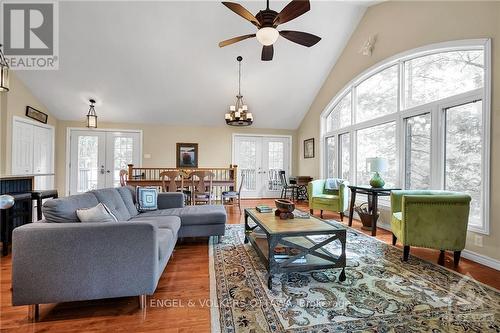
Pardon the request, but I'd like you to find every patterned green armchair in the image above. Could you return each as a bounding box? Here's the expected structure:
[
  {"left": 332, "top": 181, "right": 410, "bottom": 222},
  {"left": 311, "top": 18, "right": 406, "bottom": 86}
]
[
  {"left": 390, "top": 190, "right": 471, "bottom": 266},
  {"left": 308, "top": 179, "right": 349, "bottom": 220}
]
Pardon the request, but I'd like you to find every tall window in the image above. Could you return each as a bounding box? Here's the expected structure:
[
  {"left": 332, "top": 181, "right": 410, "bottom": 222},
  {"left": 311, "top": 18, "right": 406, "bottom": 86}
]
[{"left": 322, "top": 40, "right": 490, "bottom": 233}]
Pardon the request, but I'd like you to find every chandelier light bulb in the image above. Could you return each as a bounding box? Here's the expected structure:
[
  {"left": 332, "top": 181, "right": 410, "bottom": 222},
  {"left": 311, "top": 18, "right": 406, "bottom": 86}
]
[{"left": 256, "top": 27, "right": 279, "bottom": 46}]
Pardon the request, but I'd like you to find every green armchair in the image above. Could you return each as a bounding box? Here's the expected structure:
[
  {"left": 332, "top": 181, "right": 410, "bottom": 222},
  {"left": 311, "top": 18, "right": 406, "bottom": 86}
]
[
  {"left": 308, "top": 179, "right": 349, "bottom": 220},
  {"left": 390, "top": 190, "right": 471, "bottom": 266}
]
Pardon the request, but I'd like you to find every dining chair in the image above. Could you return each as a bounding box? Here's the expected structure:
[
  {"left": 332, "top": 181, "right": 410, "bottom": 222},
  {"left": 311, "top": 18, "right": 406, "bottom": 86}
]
[
  {"left": 159, "top": 171, "right": 184, "bottom": 192},
  {"left": 279, "top": 170, "right": 298, "bottom": 201},
  {"left": 222, "top": 173, "right": 245, "bottom": 212},
  {"left": 190, "top": 171, "right": 214, "bottom": 205},
  {"left": 119, "top": 169, "right": 128, "bottom": 187}
]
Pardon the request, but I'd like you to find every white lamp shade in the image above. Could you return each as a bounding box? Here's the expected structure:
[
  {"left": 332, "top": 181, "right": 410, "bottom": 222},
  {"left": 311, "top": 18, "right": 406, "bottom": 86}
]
[
  {"left": 229, "top": 105, "right": 236, "bottom": 111},
  {"left": 235, "top": 111, "right": 240, "bottom": 118},
  {"left": 242, "top": 105, "right": 248, "bottom": 111},
  {"left": 246, "top": 112, "right": 253, "bottom": 120},
  {"left": 256, "top": 27, "right": 279, "bottom": 46},
  {"left": 366, "top": 157, "right": 388, "bottom": 173},
  {"left": 224, "top": 113, "right": 231, "bottom": 120}
]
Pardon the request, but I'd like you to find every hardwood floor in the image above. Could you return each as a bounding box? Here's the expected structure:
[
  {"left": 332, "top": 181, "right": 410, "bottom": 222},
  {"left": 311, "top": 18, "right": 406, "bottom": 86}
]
[{"left": 1, "top": 199, "right": 498, "bottom": 332}]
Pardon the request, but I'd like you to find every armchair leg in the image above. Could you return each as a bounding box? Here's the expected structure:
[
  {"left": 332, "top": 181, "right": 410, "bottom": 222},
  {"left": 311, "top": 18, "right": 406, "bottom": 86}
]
[
  {"left": 454, "top": 251, "right": 461, "bottom": 266},
  {"left": 438, "top": 250, "right": 445, "bottom": 266},
  {"left": 309, "top": 209, "right": 313, "bottom": 215},
  {"left": 339, "top": 212, "right": 344, "bottom": 221},
  {"left": 392, "top": 234, "right": 397, "bottom": 246},
  {"left": 28, "top": 304, "right": 39, "bottom": 322},
  {"left": 320, "top": 210, "right": 323, "bottom": 219},
  {"left": 139, "top": 294, "right": 146, "bottom": 309},
  {"left": 403, "top": 246, "right": 410, "bottom": 261}
]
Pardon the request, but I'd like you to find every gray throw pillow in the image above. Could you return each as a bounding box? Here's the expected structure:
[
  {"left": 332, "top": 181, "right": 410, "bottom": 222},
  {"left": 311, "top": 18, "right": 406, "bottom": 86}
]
[{"left": 76, "top": 203, "right": 118, "bottom": 223}]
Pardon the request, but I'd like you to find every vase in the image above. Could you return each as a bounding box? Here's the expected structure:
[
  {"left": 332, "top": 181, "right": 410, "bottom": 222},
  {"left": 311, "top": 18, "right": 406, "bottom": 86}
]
[{"left": 369, "top": 172, "right": 385, "bottom": 188}]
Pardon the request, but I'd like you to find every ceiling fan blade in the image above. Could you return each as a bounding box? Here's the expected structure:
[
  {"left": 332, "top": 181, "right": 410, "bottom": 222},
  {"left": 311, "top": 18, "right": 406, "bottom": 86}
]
[
  {"left": 222, "top": 2, "right": 261, "bottom": 27},
  {"left": 219, "top": 34, "right": 256, "bottom": 47},
  {"left": 273, "top": 0, "right": 310, "bottom": 26},
  {"left": 280, "top": 30, "right": 321, "bottom": 47},
  {"left": 261, "top": 45, "right": 274, "bottom": 61}
]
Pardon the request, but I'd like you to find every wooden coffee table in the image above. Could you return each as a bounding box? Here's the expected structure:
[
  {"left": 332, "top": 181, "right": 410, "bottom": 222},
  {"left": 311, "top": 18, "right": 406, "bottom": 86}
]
[{"left": 244, "top": 208, "right": 347, "bottom": 290}]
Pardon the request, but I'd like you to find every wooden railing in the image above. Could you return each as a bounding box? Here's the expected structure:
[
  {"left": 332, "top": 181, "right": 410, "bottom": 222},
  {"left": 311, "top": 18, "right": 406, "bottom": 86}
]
[{"left": 126, "top": 164, "right": 238, "bottom": 202}]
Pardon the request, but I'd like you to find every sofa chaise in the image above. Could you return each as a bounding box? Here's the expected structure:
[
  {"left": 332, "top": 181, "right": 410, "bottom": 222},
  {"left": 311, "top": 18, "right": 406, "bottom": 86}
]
[{"left": 11, "top": 186, "right": 226, "bottom": 321}]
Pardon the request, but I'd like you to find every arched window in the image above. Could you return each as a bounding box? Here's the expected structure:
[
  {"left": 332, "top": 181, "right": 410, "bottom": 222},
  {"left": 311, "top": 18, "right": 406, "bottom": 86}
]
[{"left": 320, "top": 39, "right": 491, "bottom": 233}]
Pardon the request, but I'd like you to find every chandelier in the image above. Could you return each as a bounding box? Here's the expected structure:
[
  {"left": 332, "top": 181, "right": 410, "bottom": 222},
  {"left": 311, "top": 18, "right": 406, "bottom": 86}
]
[{"left": 225, "top": 56, "right": 253, "bottom": 126}]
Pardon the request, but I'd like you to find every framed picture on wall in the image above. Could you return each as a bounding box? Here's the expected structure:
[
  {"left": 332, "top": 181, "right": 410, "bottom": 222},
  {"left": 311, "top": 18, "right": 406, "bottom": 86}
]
[
  {"left": 25, "top": 106, "right": 48, "bottom": 124},
  {"left": 304, "top": 138, "right": 315, "bottom": 159},
  {"left": 176, "top": 143, "right": 198, "bottom": 168}
]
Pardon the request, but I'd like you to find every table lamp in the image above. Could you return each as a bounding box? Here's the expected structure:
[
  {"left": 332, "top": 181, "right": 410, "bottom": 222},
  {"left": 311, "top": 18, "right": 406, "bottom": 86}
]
[
  {"left": 0, "top": 195, "right": 15, "bottom": 209},
  {"left": 366, "top": 157, "right": 388, "bottom": 188}
]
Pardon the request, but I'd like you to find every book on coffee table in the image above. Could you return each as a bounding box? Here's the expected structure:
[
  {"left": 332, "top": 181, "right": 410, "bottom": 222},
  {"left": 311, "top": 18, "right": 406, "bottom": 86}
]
[{"left": 256, "top": 205, "right": 273, "bottom": 213}]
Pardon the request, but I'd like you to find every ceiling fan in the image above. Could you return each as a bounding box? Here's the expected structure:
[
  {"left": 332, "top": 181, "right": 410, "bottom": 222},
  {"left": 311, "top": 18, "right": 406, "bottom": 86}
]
[{"left": 219, "top": 0, "right": 321, "bottom": 61}]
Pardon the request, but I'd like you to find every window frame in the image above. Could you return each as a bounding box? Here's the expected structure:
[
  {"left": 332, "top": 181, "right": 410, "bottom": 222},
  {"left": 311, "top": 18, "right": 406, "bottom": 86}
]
[{"left": 319, "top": 39, "right": 491, "bottom": 234}]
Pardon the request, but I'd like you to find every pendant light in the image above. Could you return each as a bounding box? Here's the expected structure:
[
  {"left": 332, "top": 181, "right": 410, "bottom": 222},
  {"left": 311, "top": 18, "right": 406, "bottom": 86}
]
[
  {"left": 0, "top": 44, "right": 10, "bottom": 92},
  {"left": 86, "top": 99, "right": 98, "bottom": 128}
]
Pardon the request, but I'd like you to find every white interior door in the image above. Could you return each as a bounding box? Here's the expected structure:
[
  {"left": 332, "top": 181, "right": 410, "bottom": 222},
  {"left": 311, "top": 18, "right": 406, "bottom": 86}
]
[
  {"left": 233, "top": 135, "right": 291, "bottom": 199},
  {"left": 12, "top": 120, "right": 34, "bottom": 175},
  {"left": 69, "top": 130, "right": 141, "bottom": 194}
]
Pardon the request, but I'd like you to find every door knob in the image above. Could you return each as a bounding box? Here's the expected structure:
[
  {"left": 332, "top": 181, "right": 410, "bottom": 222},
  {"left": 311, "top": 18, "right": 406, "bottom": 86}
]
[
  {"left": 106, "top": 170, "right": 111, "bottom": 173},
  {"left": 100, "top": 165, "right": 105, "bottom": 174}
]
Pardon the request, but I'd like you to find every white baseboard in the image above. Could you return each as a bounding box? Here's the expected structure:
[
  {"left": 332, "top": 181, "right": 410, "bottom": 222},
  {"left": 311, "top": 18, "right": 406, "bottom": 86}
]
[{"left": 461, "top": 249, "right": 500, "bottom": 271}]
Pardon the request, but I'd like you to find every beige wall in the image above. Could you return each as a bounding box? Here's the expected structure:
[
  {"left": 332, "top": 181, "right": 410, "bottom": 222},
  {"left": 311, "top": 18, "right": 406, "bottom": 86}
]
[
  {"left": 0, "top": 73, "right": 58, "bottom": 176},
  {"left": 56, "top": 120, "right": 297, "bottom": 196},
  {"left": 297, "top": 1, "right": 500, "bottom": 261}
]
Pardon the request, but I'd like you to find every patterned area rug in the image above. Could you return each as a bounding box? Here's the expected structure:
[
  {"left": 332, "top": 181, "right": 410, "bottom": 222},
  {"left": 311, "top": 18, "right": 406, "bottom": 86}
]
[{"left": 209, "top": 224, "right": 500, "bottom": 332}]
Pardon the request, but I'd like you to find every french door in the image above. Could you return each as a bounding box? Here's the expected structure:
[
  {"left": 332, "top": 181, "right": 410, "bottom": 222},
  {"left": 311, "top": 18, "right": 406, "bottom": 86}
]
[
  {"left": 69, "top": 130, "right": 141, "bottom": 195},
  {"left": 233, "top": 135, "right": 291, "bottom": 198}
]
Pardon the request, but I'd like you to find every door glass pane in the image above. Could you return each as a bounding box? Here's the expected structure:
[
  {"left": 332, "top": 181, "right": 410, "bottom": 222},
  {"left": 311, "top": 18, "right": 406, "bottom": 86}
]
[
  {"left": 339, "top": 133, "right": 350, "bottom": 180},
  {"left": 239, "top": 140, "right": 257, "bottom": 191},
  {"left": 267, "top": 141, "right": 284, "bottom": 191},
  {"left": 326, "top": 137, "right": 336, "bottom": 178},
  {"left": 405, "top": 50, "right": 484, "bottom": 109},
  {"left": 445, "top": 100, "right": 483, "bottom": 226},
  {"left": 113, "top": 137, "right": 134, "bottom": 187},
  {"left": 356, "top": 122, "right": 397, "bottom": 187},
  {"left": 326, "top": 92, "right": 351, "bottom": 132},
  {"left": 356, "top": 65, "right": 398, "bottom": 123},
  {"left": 77, "top": 136, "right": 98, "bottom": 192},
  {"left": 405, "top": 113, "right": 431, "bottom": 189}
]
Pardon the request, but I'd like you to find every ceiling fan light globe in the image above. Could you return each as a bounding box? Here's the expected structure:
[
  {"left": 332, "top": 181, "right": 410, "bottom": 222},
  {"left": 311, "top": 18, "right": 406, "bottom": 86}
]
[{"left": 256, "top": 27, "right": 279, "bottom": 46}]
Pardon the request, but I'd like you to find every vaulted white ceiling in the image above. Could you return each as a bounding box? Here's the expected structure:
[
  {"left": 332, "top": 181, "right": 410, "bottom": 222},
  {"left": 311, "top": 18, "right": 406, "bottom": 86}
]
[{"left": 15, "top": 1, "right": 369, "bottom": 129}]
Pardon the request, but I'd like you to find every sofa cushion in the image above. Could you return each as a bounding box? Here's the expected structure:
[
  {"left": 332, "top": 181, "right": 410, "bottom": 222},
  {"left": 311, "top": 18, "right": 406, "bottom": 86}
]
[
  {"left": 139, "top": 205, "right": 226, "bottom": 226},
  {"left": 130, "top": 215, "right": 181, "bottom": 238},
  {"left": 116, "top": 186, "right": 139, "bottom": 217},
  {"left": 43, "top": 193, "right": 99, "bottom": 223},
  {"left": 312, "top": 194, "right": 338, "bottom": 205},
  {"left": 157, "top": 228, "right": 174, "bottom": 261},
  {"left": 76, "top": 203, "right": 118, "bottom": 223},
  {"left": 91, "top": 188, "right": 132, "bottom": 221}
]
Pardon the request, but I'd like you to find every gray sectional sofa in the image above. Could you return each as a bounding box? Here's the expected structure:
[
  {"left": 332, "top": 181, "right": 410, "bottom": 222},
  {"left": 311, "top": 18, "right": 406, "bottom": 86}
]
[{"left": 11, "top": 186, "right": 226, "bottom": 319}]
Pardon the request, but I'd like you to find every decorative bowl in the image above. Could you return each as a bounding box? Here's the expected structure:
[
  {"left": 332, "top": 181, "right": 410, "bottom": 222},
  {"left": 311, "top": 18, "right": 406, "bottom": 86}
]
[{"left": 274, "top": 199, "right": 295, "bottom": 220}]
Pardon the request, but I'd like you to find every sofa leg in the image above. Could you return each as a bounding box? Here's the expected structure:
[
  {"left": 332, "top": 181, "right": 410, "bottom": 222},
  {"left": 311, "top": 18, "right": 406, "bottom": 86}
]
[
  {"left": 139, "top": 294, "right": 146, "bottom": 310},
  {"left": 454, "top": 251, "right": 461, "bottom": 266},
  {"left": 392, "top": 234, "right": 397, "bottom": 246},
  {"left": 438, "top": 250, "right": 445, "bottom": 266},
  {"left": 320, "top": 210, "right": 323, "bottom": 218},
  {"left": 403, "top": 246, "right": 410, "bottom": 261},
  {"left": 339, "top": 212, "right": 344, "bottom": 222},
  {"left": 28, "top": 304, "right": 39, "bottom": 322}
]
